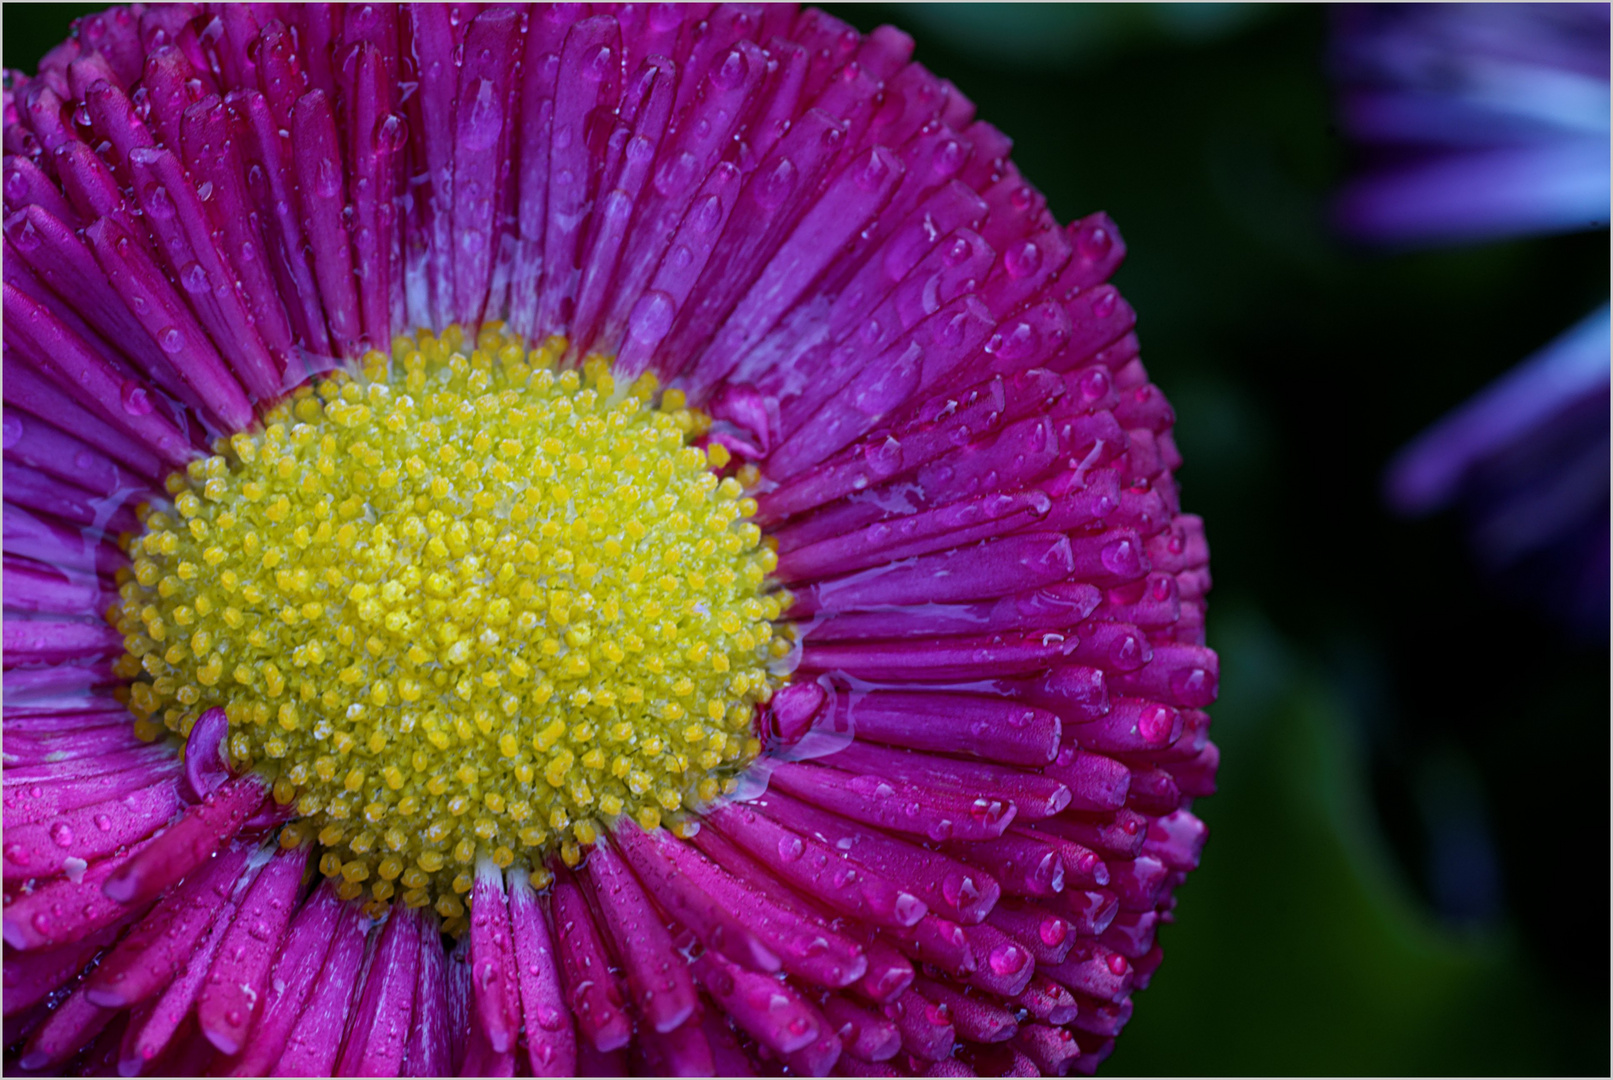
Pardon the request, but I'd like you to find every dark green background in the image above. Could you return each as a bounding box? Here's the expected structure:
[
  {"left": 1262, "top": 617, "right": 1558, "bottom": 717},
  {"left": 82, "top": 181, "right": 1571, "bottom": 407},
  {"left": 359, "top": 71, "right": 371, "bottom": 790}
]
[{"left": 5, "top": 4, "right": 1608, "bottom": 1075}]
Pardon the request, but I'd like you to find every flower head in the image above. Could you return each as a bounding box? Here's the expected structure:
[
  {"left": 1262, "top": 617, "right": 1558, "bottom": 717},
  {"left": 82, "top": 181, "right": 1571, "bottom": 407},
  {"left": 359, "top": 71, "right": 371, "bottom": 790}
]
[{"left": 3, "top": 4, "right": 1215, "bottom": 1075}]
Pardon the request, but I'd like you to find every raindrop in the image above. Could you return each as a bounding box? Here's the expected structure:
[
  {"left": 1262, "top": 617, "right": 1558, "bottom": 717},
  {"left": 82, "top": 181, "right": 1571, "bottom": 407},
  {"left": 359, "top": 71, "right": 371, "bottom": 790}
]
[
  {"left": 375, "top": 113, "right": 408, "bottom": 153},
  {"left": 856, "top": 150, "right": 891, "bottom": 191},
  {"left": 940, "top": 872, "right": 977, "bottom": 908},
  {"left": 158, "top": 327, "right": 184, "bottom": 354},
  {"left": 756, "top": 158, "right": 797, "bottom": 211},
  {"left": 1039, "top": 917, "right": 1067, "bottom": 947},
  {"left": 690, "top": 193, "right": 724, "bottom": 235},
  {"left": 1077, "top": 223, "right": 1112, "bottom": 262},
  {"left": 12, "top": 218, "right": 41, "bottom": 252},
  {"left": 313, "top": 156, "right": 342, "bottom": 198},
  {"left": 626, "top": 290, "right": 674, "bottom": 347},
  {"left": 653, "top": 151, "right": 698, "bottom": 198},
  {"left": 1100, "top": 538, "right": 1137, "bottom": 577},
  {"left": 987, "top": 943, "right": 1026, "bottom": 975},
  {"left": 1, "top": 413, "right": 23, "bottom": 449},
  {"left": 713, "top": 49, "right": 747, "bottom": 90},
  {"left": 120, "top": 382, "right": 154, "bottom": 416},
  {"left": 1004, "top": 241, "right": 1041, "bottom": 279},
  {"left": 463, "top": 79, "right": 502, "bottom": 152},
  {"left": 144, "top": 184, "right": 176, "bottom": 220}
]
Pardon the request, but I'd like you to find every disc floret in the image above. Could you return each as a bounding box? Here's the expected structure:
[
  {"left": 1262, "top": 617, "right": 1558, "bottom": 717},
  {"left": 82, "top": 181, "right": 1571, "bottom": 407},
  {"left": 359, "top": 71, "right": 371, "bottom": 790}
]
[{"left": 113, "top": 324, "right": 787, "bottom": 923}]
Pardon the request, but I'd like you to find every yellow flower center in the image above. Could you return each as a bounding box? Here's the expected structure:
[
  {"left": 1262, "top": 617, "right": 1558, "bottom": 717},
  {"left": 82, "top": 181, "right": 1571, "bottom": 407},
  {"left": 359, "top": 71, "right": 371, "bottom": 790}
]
[{"left": 113, "top": 324, "right": 787, "bottom": 925}]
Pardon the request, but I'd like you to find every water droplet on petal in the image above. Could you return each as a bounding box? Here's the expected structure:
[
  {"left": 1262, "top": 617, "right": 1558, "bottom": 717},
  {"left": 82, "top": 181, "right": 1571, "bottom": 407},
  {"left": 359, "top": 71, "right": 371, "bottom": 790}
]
[
  {"left": 120, "top": 381, "right": 153, "bottom": 416},
  {"left": 627, "top": 290, "right": 674, "bottom": 347},
  {"left": 988, "top": 943, "right": 1027, "bottom": 975}
]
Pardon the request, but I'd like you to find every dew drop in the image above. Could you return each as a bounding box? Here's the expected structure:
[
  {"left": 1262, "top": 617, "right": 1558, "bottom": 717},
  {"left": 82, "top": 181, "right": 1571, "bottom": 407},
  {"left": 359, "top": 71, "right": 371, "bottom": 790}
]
[
  {"left": 1077, "top": 223, "right": 1112, "bottom": 262},
  {"left": 712, "top": 48, "right": 747, "bottom": 90},
  {"left": 120, "top": 381, "right": 153, "bottom": 416},
  {"left": 12, "top": 218, "right": 41, "bottom": 252},
  {"left": 755, "top": 158, "right": 796, "bottom": 211},
  {"left": 314, "top": 155, "right": 342, "bottom": 198},
  {"left": 626, "top": 290, "right": 674, "bottom": 347},
  {"left": 1005, "top": 241, "right": 1041, "bottom": 279},
  {"left": 145, "top": 184, "right": 175, "bottom": 220},
  {"left": 987, "top": 943, "right": 1026, "bottom": 976}
]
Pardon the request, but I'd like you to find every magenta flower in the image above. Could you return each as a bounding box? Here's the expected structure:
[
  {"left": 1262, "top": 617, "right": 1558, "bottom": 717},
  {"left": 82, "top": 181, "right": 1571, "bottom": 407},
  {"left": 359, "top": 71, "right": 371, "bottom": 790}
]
[{"left": 2, "top": 5, "right": 1216, "bottom": 1077}]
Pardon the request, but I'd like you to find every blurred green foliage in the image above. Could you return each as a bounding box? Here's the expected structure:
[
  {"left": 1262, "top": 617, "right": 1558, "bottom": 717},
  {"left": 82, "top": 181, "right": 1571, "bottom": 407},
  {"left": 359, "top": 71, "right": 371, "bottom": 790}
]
[{"left": 5, "top": 4, "right": 1607, "bottom": 1075}]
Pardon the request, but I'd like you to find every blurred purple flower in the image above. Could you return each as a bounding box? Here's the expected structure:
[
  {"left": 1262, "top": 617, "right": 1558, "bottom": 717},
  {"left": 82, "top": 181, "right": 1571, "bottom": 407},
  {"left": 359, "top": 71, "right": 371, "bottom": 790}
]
[
  {"left": 1388, "top": 306, "right": 1609, "bottom": 634},
  {"left": 1334, "top": 2, "right": 1609, "bottom": 245},
  {"left": 1335, "top": 3, "right": 1610, "bottom": 636}
]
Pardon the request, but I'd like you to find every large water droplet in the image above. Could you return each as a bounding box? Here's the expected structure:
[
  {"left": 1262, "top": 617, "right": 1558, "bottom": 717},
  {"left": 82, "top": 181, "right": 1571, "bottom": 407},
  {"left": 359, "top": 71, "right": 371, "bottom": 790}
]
[
  {"left": 987, "top": 943, "right": 1026, "bottom": 975},
  {"left": 626, "top": 290, "right": 674, "bottom": 347},
  {"left": 12, "top": 218, "right": 41, "bottom": 253},
  {"left": 120, "top": 381, "right": 154, "bottom": 416},
  {"left": 1077, "top": 223, "right": 1113, "bottom": 262},
  {"left": 755, "top": 158, "right": 797, "bottom": 211},
  {"left": 375, "top": 112, "right": 409, "bottom": 153},
  {"left": 1005, "top": 241, "right": 1041, "bottom": 279},
  {"left": 712, "top": 48, "right": 747, "bottom": 90},
  {"left": 314, "top": 155, "right": 342, "bottom": 198},
  {"left": 181, "top": 262, "right": 209, "bottom": 294},
  {"left": 145, "top": 184, "right": 176, "bottom": 220}
]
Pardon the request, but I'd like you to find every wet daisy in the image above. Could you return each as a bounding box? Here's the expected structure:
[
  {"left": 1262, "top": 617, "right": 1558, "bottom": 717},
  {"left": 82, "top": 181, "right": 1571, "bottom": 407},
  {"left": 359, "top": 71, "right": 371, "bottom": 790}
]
[{"left": 2, "top": 4, "right": 1216, "bottom": 1076}]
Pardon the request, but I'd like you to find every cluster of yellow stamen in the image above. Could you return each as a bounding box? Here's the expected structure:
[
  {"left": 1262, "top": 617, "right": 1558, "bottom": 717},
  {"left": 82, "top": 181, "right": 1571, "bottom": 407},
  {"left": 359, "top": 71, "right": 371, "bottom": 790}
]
[{"left": 113, "top": 324, "right": 789, "bottom": 926}]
